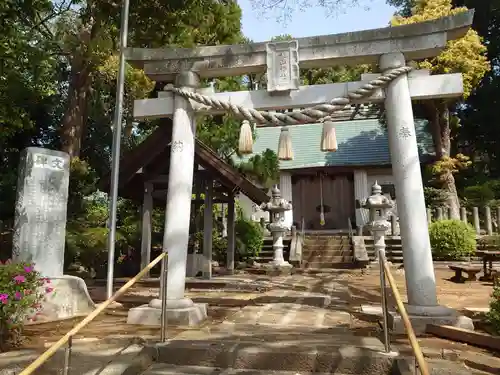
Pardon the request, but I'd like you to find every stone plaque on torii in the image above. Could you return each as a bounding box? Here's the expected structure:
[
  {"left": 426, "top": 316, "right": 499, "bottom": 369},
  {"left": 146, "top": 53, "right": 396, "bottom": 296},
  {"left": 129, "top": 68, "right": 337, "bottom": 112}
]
[{"left": 125, "top": 11, "right": 475, "bottom": 331}]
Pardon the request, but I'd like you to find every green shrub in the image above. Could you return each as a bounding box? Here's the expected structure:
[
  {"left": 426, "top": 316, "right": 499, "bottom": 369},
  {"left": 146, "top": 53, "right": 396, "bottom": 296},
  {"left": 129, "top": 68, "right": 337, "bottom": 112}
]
[
  {"left": 191, "top": 230, "right": 228, "bottom": 264},
  {"left": 0, "top": 260, "right": 52, "bottom": 351},
  {"left": 428, "top": 220, "right": 476, "bottom": 260},
  {"left": 66, "top": 227, "right": 128, "bottom": 278},
  {"left": 235, "top": 218, "right": 264, "bottom": 261},
  {"left": 463, "top": 184, "right": 495, "bottom": 207},
  {"left": 487, "top": 280, "right": 500, "bottom": 334},
  {"left": 191, "top": 219, "right": 263, "bottom": 264},
  {"left": 423, "top": 187, "right": 448, "bottom": 209}
]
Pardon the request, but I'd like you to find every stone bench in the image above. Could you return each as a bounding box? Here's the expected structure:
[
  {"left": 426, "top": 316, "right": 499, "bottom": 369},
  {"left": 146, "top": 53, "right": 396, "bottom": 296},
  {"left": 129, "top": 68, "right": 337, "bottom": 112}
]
[{"left": 449, "top": 264, "right": 481, "bottom": 282}]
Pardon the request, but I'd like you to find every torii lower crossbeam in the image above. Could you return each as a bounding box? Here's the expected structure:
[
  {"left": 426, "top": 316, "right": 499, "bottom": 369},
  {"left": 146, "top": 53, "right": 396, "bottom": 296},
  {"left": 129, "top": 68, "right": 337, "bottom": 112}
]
[{"left": 134, "top": 71, "right": 463, "bottom": 120}]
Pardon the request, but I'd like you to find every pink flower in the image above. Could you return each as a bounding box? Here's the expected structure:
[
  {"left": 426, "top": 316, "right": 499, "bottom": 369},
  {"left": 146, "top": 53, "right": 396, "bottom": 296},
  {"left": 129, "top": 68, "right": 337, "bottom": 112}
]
[
  {"left": 0, "top": 294, "right": 8, "bottom": 303},
  {"left": 24, "top": 266, "right": 33, "bottom": 273},
  {"left": 13, "top": 275, "right": 26, "bottom": 283},
  {"left": 45, "top": 287, "right": 53, "bottom": 293},
  {"left": 14, "top": 292, "right": 22, "bottom": 300},
  {"left": 42, "top": 278, "right": 51, "bottom": 284}
]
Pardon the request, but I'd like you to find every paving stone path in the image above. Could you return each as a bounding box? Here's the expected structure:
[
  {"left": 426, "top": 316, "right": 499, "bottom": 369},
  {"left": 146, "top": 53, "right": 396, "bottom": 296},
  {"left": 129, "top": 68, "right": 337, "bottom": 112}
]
[{"left": 2, "top": 273, "right": 495, "bottom": 375}]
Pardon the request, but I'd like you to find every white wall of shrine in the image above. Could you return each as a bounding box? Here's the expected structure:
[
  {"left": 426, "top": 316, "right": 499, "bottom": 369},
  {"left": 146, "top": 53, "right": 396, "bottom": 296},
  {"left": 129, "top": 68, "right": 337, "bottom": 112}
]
[
  {"left": 355, "top": 168, "right": 396, "bottom": 227},
  {"left": 237, "top": 192, "right": 270, "bottom": 222},
  {"left": 237, "top": 172, "right": 294, "bottom": 230}
]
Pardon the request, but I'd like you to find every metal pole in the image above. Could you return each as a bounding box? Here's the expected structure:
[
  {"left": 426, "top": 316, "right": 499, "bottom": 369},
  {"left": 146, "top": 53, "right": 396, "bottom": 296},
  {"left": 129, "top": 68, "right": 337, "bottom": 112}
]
[
  {"left": 160, "top": 256, "right": 168, "bottom": 342},
  {"left": 106, "top": 0, "right": 131, "bottom": 299},
  {"left": 62, "top": 336, "right": 72, "bottom": 375},
  {"left": 378, "top": 249, "right": 391, "bottom": 353}
]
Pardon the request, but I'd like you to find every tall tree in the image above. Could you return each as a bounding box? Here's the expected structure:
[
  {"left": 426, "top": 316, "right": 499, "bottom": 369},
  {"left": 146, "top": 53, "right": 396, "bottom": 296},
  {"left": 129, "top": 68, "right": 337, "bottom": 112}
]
[
  {"left": 20, "top": 0, "right": 243, "bottom": 159},
  {"left": 391, "top": 0, "right": 490, "bottom": 218},
  {"left": 0, "top": 0, "right": 61, "bottom": 220},
  {"left": 387, "top": 0, "right": 415, "bottom": 16},
  {"left": 452, "top": 1, "right": 500, "bottom": 179}
]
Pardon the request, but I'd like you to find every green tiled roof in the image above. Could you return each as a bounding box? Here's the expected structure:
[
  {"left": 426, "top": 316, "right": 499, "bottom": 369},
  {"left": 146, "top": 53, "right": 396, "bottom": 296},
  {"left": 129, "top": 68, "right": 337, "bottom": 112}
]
[{"left": 241, "top": 119, "right": 433, "bottom": 170}]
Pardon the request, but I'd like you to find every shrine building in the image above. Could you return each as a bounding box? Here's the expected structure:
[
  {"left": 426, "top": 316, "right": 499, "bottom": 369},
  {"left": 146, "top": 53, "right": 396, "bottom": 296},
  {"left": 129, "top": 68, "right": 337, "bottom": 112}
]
[{"left": 238, "top": 105, "right": 434, "bottom": 232}]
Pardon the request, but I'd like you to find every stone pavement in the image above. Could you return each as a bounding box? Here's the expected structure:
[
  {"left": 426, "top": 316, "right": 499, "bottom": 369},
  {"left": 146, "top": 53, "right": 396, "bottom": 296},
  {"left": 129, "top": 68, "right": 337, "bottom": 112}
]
[
  {"left": 146, "top": 273, "right": 395, "bottom": 374},
  {"left": 2, "top": 272, "right": 494, "bottom": 375}
]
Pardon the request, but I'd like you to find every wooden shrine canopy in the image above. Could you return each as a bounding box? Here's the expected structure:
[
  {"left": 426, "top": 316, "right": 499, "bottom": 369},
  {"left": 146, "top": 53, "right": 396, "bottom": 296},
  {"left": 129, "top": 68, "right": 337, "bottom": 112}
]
[{"left": 99, "top": 120, "right": 270, "bottom": 204}]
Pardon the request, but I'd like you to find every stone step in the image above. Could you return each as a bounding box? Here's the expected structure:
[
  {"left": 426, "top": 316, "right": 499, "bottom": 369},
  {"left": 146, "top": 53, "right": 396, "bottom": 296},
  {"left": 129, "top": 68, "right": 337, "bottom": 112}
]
[
  {"left": 303, "top": 245, "right": 351, "bottom": 249},
  {"left": 305, "top": 235, "right": 350, "bottom": 239},
  {"left": 304, "top": 239, "right": 351, "bottom": 245},
  {"left": 143, "top": 364, "right": 339, "bottom": 375},
  {"left": 303, "top": 243, "right": 352, "bottom": 248},
  {"left": 365, "top": 244, "right": 402, "bottom": 249},
  {"left": 302, "top": 261, "right": 355, "bottom": 269},
  {"left": 302, "top": 256, "right": 354, "bottom": 263},
  {"left": 254, "top": 257, "right": 274, "bottom": 262},
  {"left": 303, "top": 240, "right": 350, "bottom": 243},
  {"left": 258, "top": 249, "right": 275, "bottom": 254},
  {"left": 302, "top": 248, "right": 353, "bottom": 254},
  {"left": 303, "top": 246, "right": 350, "bottom": 250},
  {"left": 145, "top": 336, "right": 393, "bottom": 373},
  {"left": 142, "top": 360, "right": 476, "bottom": 375},
  {"left": 364, "top": 241, "right": 402, "bottom": 246},
  {"left": 302, "top": 256, "right": 353, "bottom": 262}
]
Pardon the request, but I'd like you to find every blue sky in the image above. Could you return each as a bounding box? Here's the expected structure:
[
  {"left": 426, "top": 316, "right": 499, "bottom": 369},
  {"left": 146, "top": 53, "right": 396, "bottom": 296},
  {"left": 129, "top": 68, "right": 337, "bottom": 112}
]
[{"left": 239, "top": 0, "right": 396, "bottom": 42}]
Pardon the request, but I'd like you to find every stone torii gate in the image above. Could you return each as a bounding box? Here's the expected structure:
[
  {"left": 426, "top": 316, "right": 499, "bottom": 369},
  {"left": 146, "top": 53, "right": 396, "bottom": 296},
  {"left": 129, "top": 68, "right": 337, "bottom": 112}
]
[{"left": 126, "top": 11, "right": 474, "bottom": 329}]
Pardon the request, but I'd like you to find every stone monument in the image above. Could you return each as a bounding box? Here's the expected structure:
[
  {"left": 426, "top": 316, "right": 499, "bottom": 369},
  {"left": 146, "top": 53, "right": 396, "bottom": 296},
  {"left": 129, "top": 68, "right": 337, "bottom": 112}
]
[
  {"left": 260, "top": 185, "right": 293, "bottom": 274},
  {"left": 13, "top": 147, "right": 95, "bottom": 321}
]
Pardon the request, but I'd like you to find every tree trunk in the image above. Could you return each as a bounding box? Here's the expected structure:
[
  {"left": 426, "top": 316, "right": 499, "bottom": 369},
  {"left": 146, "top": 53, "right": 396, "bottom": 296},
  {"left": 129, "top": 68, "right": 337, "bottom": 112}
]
[
  {"left": 426, "top": 100, "right": 461, "bottom": 219},
  {"left": 60, "top": 59, "right": 92, "bottom": 159}
]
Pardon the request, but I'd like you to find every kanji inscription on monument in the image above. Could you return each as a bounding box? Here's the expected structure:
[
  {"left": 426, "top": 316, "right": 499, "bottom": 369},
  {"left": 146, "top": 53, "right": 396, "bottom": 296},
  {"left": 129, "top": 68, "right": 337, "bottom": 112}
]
[
  {"left": 266, "top": 40, "right": 300, "bottom": 94},
  {"left": 12, "top": 147, "right": 70, "bottom": 277}
]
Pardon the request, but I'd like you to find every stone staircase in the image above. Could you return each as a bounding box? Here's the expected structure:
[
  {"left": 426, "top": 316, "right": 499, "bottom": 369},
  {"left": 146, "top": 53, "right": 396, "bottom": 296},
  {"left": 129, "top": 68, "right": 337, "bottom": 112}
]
[
  {"left": 301, "top": 234, "right": 354, "bottom": 269},
  {"left": 363, "top": 236, "right": 404, "bottom": 263},
  {"left": 254, "top": 237, "right": 291, "bottom": 264}
]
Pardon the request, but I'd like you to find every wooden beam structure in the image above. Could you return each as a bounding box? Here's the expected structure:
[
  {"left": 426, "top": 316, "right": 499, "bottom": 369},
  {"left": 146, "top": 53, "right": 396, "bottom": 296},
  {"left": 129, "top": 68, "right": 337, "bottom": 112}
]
[{"left": 99, "top": 120, "right": 269, "bottom": 205}]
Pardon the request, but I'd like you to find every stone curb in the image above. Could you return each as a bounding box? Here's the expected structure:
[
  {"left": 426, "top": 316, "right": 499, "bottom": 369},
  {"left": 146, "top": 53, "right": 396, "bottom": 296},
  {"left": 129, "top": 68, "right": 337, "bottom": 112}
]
[
  {"left": 146, "top": 340, "right": 398, "bottom": 373},
  {"left": 92, "top": 344, "right": 154, "bottom": 375}
]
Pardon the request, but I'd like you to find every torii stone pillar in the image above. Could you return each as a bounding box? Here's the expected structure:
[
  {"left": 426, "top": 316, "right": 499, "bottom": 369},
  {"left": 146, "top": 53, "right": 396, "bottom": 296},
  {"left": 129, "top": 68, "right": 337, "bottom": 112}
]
[
  {"left": 380, "top": 52, "right": 473, "bottom": 332},
  {"left": 140, "top": 182, "right": 153, "bottom": 275},
  {"left": 127, "top": 71, "right": 208, "bottom": 326}
]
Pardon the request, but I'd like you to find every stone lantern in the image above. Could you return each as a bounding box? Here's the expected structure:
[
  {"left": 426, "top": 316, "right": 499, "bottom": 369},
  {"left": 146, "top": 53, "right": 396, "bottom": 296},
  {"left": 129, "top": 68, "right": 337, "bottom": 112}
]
[
  {"left": 361, "top": 182, "right": 394, "bottom": 262},
  {"left": 260, "top": 185, "right": 293, "bottom": 270}
]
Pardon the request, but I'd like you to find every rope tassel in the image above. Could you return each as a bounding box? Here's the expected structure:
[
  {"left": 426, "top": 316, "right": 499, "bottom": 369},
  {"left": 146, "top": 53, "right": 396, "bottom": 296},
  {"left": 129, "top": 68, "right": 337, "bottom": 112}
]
[
  {"left": 238, "top": 120, "right": 253, "bottom": 154},
  {"left": 321, "top": 120, "right": 338, "bottom": 152},
  {"left": 278, "top": 127, "right": 293, "bottom": 161}
]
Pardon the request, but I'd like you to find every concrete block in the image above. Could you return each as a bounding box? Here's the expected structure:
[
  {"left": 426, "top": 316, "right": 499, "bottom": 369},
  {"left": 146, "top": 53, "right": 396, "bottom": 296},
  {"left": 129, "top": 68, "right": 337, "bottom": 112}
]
[
  {"left": 389, "top": 312, "right": 474, "bottom": 335},
  {"left": 127, "top": 303, "right": 207, "bottom": 326}
]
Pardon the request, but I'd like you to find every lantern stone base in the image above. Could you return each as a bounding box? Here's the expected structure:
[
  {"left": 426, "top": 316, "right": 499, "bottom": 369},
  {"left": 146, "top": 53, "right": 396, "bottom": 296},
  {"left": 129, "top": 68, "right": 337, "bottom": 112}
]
[
  {"left": 127, "top": 298, "right": 207, "bottom": 327},
  {"left": 263, "top": 262, "right": 293, "bottom": 276}
]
